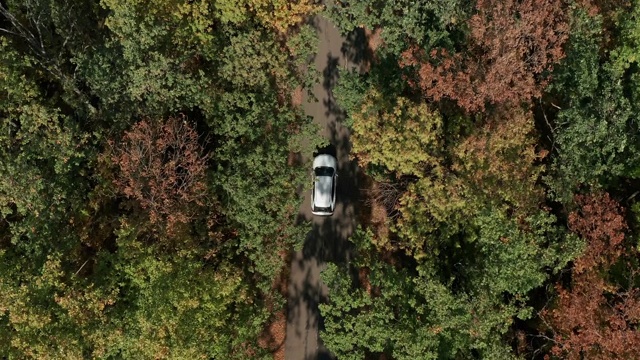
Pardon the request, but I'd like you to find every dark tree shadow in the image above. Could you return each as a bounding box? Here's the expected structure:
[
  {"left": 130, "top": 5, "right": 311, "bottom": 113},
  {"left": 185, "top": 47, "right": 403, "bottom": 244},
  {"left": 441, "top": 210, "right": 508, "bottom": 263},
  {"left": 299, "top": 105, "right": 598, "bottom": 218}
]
[
  {"left": 322, "top": 54, "right": 346, "bottom": 123},
  {"left": 340, "top": 27, "right": 372, "bottom": 70}
]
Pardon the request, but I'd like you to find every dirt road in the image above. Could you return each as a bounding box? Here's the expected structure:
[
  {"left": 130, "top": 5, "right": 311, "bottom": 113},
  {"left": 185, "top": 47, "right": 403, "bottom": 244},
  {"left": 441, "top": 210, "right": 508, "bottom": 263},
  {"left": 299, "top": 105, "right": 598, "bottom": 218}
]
[{"left": 285, "top": 14, "right": 366, "bottom": 360}]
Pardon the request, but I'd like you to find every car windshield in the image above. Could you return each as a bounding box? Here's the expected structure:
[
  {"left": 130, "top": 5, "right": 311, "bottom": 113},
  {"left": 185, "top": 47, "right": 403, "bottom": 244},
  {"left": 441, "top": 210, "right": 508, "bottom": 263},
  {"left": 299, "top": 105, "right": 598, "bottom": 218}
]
[{"left": 314, "top": 166, "right": 334, "bottom": 177}]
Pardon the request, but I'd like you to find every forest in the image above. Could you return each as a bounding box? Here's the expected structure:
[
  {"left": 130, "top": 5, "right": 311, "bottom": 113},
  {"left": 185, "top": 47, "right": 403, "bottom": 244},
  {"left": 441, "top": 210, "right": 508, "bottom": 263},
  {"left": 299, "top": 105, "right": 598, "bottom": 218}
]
[{"left": 0, "top": 0, "right": 639, "bottom": 359}]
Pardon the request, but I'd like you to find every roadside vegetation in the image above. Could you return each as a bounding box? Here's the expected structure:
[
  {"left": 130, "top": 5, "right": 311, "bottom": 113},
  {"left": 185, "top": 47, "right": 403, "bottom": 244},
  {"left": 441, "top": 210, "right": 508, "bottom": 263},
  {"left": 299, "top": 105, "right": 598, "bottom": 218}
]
[
  {"left": 1, "top": 0, "right": 640, "bottom": 359},
  {"left": 0, "top": 0, "right": 321, "bottom": 358},
  {"left": 322, "top": 0, "right": 640, "bottom": 359}
]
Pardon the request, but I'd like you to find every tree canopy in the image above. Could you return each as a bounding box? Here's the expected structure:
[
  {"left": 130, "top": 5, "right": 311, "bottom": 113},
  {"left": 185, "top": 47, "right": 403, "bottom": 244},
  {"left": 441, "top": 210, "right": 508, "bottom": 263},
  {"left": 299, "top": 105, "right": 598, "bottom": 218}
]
[
  {"left": 0, "top": 0, "right": 320, "bottom": 358},
  {"left": 323, "top": 0, "right": 640, "bottom": 358},
  {"left": 3, "top": 0, "right": 640, "bottom": 359}
]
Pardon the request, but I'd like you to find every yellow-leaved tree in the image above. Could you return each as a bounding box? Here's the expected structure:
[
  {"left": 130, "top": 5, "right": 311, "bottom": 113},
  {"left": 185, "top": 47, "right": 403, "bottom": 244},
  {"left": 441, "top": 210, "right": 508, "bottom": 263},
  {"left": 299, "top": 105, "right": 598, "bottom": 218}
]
[
  {"left": 215, "top": 0, "right": 321, "bottom": 34},
  {"left": 351, "top": 89, "right": 444, "bottom": 178}
]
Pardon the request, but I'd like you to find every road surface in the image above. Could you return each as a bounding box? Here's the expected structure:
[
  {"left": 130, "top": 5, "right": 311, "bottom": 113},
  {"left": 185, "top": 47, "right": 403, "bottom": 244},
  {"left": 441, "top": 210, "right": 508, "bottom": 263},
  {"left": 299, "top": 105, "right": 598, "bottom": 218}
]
[{"left": 285, "top": 14, "right": 367, "bottom": 360}]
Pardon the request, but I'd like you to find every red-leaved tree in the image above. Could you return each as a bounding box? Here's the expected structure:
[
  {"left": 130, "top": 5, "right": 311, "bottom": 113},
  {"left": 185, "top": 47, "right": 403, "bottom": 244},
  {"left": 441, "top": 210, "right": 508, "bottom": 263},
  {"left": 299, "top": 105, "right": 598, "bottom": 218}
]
[
  {"left": 400, "top": 0, "right": 569, "bottom": 112},
  {"left": 113, "top": 116, "right": 208, "bottom": 233},
  {"left": 568, "top": 193, "right": 627, "bottom": 274},
  {"left": 542, "top": 193, "right": 640, "bottom": 360}
]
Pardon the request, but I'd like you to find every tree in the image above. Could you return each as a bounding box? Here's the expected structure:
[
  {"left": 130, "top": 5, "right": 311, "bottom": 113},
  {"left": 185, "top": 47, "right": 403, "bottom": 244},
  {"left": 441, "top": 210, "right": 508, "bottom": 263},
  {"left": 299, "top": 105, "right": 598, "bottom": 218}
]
[
  {"left": 319, "top": 228, "right": 477, "bottom": 360},
  {"left": 395, "top": 105, "right": 549, "bottom": 253},
  {"left": 249, "top": 0, "right": 321, "bottom": 34},
  {"left": 400, "top": 0, "right": 569, "bottom": 112},
  {"left": 0, "top": 0, "right": 323, "bottom": 357},
  {"left": 210, "top": 89, "right": 324, "bottom": 283},
  {"left": 567, "top": 193, "right": 627, "bottom": 272},
  {"left": 0, "top": 0, "right": 103, "bottom": 112},
  {"left": 0, "top": 220, "right": 273, "bottom": 359},
  {"left": 350, "top": 89, "right": 444, "bottom": 178},
  {"left": 0, "top": 37, "right": 92, "bottom": 255},
  {"left": 112, "top": 116, "right": 208, "bottom": 234},
  {"left": 544, "top": 5, "right": 640, "bottom": 201},
  {"left": 212, "top": 0, "right": 320, "bottom": 34},
  {"left": 325, "top": 0, "right": 467, "bottom": 55},
  {"left": 452, "top": 106, "right": 546, "bottom": 217},
  {"left": 542, "top": 193, "right": 640, "bottom": 360},
  {"left": 333, "top": 95, "right": 580, "bottom": 359},
  {"left": 320, "top": 220, "right": 578, "bottom": 360}
]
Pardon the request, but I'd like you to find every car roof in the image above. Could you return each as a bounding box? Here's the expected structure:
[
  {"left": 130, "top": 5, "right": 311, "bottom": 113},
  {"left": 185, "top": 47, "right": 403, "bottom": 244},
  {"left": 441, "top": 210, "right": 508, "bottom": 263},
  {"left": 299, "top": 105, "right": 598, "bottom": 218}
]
[
  {"left": 314, "top": 175, "right": 333, "bottom": 208},
  {"left": 313, "top": 154, "right": 337, "bottom": 169}
]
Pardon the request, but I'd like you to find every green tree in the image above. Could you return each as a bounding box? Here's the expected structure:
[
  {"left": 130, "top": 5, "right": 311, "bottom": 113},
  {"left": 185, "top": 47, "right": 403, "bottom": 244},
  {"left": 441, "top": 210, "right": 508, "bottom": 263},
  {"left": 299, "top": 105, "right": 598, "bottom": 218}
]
[
  {"left": 0, "top": 37, "right": 92, "bottom": 255},
  {"left": 326, "top": 0, "right": 466, "bottom": 55},
  {"left": 320, "top": 228, "right": 476, "bottom": 360},
  {"left": 320, "top": 224, "right": 578, "bottom": 359},
  {"left": 546, "top": 6, "right": 640, "bottom": 201}
]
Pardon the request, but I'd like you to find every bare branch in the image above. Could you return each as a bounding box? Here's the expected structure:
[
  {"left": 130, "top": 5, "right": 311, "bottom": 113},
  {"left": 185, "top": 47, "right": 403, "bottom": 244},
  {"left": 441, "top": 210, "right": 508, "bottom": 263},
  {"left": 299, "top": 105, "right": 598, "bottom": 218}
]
[{"left": 113, "top": 116, "right": 209, "bottom": 235}]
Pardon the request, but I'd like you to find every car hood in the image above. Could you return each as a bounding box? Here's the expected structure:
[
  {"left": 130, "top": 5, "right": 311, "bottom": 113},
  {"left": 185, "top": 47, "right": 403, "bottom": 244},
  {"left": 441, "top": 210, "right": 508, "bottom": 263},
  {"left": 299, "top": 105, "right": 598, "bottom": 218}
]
[{"left": 314, "top": 176, "right": 332, "bottom": 208}]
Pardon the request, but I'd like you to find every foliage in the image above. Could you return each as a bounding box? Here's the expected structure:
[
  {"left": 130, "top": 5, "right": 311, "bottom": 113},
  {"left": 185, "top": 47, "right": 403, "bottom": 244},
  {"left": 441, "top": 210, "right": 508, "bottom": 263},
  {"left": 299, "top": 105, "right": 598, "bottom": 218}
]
[
  {"left": 350, "top": 89, "right": 444, "bottom": 178},
  {"left": 215, "top": 0, "right": 320, "bottom": 33},
  {"left": 335, "top": 51, "right": 580, "bottom": 359},
  {"left": 320, "top": 228, "right": 476, "bottom": 360},
  {"left": 323, "top": 1, "right": 640, "bottom": 359},
  {"left": 324, "top": 101, "right": 580, "bottom": 360},
  {"left": 0, "top": 0, "right": 321, "bottom": 357},
  {"left": 546, "top": 271, "right": 640, "bottom": 360},
  {"left": 546, "top": 6, "right": 640, "bottom": 201},
  {"left": 331, "top": 69, "right": 370, "bottom": 128},
  {"left": 452, "top": 106, "right": 546, "bottom": 216},
  {"left": 568, "top": 193, "right": 627, "bottom": 272},
  {"left": 5, "top": 0, "right": 640, "bottom": 358},
  {"left": 543, "top": 193, "right": 640, "bottom": 360},
  {"left": 400, "top": 0, "right": 569, "bottom": 112},
  {"left": 326, "top": 0, "right": 467, "bottom": 55},
  {"left": 0, "top": 37, "right": 92, "bottom": 256},
  {"left": 320, "top": 224, "right": 577, "bottom": 359},
  {"left": 0, "top": 220, "right": 271, "bottom": 359},
  {"left": 112, "top": 116, "right": 208, "bottom": 234},
  {"left": 394, "top": 106, "right": 549, "bottom": 253}
]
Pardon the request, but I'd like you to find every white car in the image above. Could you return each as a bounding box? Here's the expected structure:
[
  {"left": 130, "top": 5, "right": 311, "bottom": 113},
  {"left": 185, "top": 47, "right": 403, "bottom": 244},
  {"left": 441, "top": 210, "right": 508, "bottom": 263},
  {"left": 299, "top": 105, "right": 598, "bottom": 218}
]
[{"left": 311, "top": 154, "right": 337, "bottom": 216}]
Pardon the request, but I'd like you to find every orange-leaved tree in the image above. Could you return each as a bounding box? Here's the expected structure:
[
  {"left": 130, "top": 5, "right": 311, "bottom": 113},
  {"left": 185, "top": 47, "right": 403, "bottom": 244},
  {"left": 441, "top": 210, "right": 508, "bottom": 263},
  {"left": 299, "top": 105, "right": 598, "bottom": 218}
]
[
  {"left": 113, "top": 116, "right": 208, "bottom": 234},
  {"left": 400, "top": 0, "right": 569, "bottom": 112},
  {"left": 542, "top": 192, "right": 640, "bottom": 360}
]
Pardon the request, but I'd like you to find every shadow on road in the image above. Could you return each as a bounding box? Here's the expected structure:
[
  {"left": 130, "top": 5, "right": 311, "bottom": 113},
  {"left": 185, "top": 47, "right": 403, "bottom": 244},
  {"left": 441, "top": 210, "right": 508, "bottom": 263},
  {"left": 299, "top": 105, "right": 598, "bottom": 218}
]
[
  {"left": 310, "top": 349, "right": 335, "bottom": 360},
  {"left": 322, "top": 54, "right": 346, "bottom": 123},
  {"left": 341, "top": 27, "right": 372, "bottom": 72}
]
